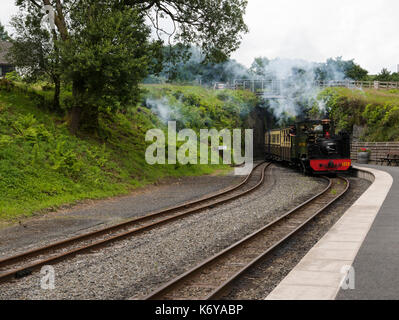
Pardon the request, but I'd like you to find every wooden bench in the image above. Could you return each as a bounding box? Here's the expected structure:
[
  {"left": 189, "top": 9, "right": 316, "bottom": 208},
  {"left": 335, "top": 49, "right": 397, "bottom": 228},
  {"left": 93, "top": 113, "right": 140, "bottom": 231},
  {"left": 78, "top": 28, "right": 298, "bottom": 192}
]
[{"left": 377, "top": 151, "right": 399, "bottom": 166}]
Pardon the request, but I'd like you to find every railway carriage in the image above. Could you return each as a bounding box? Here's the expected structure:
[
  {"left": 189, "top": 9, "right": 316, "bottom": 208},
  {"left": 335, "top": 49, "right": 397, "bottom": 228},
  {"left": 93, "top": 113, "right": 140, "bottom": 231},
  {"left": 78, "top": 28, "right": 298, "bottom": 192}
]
[{"left": 265, "top": 119, "right": 351, "bottom": 174}]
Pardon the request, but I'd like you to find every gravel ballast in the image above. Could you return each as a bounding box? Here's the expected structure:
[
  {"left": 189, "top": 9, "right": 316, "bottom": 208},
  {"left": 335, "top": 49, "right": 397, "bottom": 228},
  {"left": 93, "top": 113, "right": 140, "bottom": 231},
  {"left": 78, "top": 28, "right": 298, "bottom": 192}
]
[
  {"left": 0, "top": 165, "right": 327, "bottom": 300},
  {"left": 0, "top": 171, "right": 244, "bottom": 258},
  {"left": 222, "top": 176, "right": 371, "bottom": 300}
]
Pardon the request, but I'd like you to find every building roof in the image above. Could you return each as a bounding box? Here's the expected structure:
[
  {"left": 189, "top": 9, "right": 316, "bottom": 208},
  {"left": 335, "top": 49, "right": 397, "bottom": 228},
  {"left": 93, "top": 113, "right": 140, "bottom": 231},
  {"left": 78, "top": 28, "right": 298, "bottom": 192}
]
[{"left": 0, "top": 41, "right": 13, "bottom": 65}]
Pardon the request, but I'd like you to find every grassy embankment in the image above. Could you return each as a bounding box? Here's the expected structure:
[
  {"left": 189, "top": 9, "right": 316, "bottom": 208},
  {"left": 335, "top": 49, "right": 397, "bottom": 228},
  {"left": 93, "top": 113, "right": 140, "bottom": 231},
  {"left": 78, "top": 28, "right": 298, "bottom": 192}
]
[
  {"left": 0, "top": 82, "right": 258, "bottom": 220},
  {"left": 319, "top": 87, "right": 399, "bottom": 141}
]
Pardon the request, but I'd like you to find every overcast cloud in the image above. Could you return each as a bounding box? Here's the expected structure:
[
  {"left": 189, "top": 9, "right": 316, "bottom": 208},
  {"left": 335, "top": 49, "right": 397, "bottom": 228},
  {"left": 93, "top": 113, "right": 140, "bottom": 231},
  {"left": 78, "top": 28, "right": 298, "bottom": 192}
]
[
  {"left": 1, "top": 0, "right": 398, "bottom": 74},
  {"left": 231, "top": 0, "right": 399, "bottom": 74}
]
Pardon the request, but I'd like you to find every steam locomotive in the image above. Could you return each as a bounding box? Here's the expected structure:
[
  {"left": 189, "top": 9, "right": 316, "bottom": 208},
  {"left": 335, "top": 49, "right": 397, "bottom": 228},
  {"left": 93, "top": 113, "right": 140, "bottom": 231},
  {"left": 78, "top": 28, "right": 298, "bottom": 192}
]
[{"left": 265, "top": 119, "right": 351, "bottom": 174}]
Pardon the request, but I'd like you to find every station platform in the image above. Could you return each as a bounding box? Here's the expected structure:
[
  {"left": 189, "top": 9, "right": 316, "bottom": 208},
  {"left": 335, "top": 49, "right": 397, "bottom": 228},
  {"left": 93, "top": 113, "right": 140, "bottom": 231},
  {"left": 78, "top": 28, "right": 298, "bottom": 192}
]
[
  {"left": 266, "top": 164, "right": 398, "bottom": 300},
  {"left": 337, "top": 164, "right": 399, "bottom": 299}
]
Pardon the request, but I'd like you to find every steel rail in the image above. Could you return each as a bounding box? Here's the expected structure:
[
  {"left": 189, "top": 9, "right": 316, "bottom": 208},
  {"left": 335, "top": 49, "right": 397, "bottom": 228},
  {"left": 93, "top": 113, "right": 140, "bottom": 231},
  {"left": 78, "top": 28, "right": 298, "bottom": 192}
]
[
  {"left": 143, "top": 175, "right": 350, "bottom": 300},
  {"left": 0, "top": 162, "right": 271, "bottom": 284}
]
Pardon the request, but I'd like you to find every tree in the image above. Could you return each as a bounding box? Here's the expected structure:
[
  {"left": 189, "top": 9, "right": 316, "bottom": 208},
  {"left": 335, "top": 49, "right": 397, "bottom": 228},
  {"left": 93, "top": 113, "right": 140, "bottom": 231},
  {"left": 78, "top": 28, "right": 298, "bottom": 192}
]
[
  {"left": 15, "top": 0, "right": 248, "bottom": 133},
  {"left": 316, "top": 57, "right": 368, "bottom": 81},
  {"left": 345, "top": 62, "right": 368, "bottom": 81},
  {"left": 374, "top": 68, "right": 392, "bottom": 81},
  {"left": 0, "top": 21, "right": 10, "bottom": 41},
  {"left": 157, "top": 44, "right": 194, "bottom": 82},
  {"left": 9, "top": 11, "right": 62, "bottom": 111},
  {"left": 13, "top": 0, "right": 162, "bottom": 133},
  {"left": 61, "top": 0, "right": 162, "bottom": 132},
  {"left": 128, "top": 0, "right": 249, "bottom": 63},
  {"left": 153, "top": 45, "right": 250, "bottom": 84},
  {"left": 249, "top": 57, "right": 269, "bottom": 78},
  {"left": 389, "top": 72, "right": 399, "bottom": 82}
]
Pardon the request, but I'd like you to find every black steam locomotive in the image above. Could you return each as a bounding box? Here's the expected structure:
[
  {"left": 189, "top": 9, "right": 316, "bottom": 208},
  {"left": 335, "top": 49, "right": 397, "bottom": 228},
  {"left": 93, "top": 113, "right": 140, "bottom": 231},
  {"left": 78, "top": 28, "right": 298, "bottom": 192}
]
[{"left": 265, "top": 119, "right": 351, "bottom": 174}]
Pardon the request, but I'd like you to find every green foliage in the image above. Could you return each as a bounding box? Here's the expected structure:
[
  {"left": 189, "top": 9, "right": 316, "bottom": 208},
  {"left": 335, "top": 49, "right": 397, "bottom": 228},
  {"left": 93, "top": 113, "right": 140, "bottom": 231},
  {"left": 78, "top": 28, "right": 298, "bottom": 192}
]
[
  {"left": 143, "top": 84, "right": 258, "bottom": 132},
  {"left": 9, "top": 4, "right": 64, "bottom": 112},
  {"left": 130, "top": 0, "right": 249, "bottom": 63},
  {"left": 315, "top": 57, "right": 368, "bottom": 81},
  {"left": 345, "top": 62, "right": 369, "bottom": 81},
  {"left": 0, "top": 78, "right": 71, "bottom": 112},
  {"left": 61, "top": 1, "right": 161, "bottom": 118},
  {"left": 0, "top": 21, "right": 10, "bottom": 41},
  {"left": 5, "top": 71, "right": 22, "bottom": 82},
  {"left": 151, "top": 53, "right": 371, "bottom": 86},
  {"left": 372, "top": 68, "right": 399, "bottom": 82},
  {"left": 318, "top": 87, "right": 399, "bottom": 141},
  {"left": 149, "top": 46, "right": 250, "bottom": 84},
  {"left": 0, "top": 78, "right": 15, "bottom": 92},
  {"left": 0, "top": 83, "right": 257, "bottom": 220},
  {"left": 278, "top": 112, "right": 296, "bottom": 127},
  {"left": 13, "top": 0, "right": 249, "bottom": 132},
  {"left": 9, "top": 9, "right": 56, "bottom": 81},
  {"left": 250, "top": 57, "right": 270, "bottom": 78}
]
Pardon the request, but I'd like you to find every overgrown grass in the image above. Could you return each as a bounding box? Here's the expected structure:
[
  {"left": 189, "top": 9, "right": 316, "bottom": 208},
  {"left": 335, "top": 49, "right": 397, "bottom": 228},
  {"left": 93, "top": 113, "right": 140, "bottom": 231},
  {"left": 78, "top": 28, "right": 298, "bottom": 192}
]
[
  {"left": 319, "top": 87, "right": 399, "bottom": 141},
  {"left": 0, "top": 83, "right": 257, "bottom": 220},
  {"left": 142, "top": 84, "right": 258, "bottom": 131}
]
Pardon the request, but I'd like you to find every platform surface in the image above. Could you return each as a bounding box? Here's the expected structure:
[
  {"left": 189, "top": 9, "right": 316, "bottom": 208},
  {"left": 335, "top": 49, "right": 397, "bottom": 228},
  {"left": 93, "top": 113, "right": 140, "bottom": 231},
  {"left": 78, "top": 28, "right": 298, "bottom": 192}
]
[{"left": 337, "top": 164, "right": 399, "bottom": 300}]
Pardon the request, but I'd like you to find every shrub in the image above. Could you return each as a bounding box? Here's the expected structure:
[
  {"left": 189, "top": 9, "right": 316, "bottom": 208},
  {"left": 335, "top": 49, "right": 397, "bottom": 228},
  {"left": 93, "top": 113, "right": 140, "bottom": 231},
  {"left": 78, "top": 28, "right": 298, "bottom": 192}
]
[
  {"left": 5, "top": 71, "right": 21, "bottom": 82},
  {"left": 0, "top": 78, "right": 15, "bottom": 92}
]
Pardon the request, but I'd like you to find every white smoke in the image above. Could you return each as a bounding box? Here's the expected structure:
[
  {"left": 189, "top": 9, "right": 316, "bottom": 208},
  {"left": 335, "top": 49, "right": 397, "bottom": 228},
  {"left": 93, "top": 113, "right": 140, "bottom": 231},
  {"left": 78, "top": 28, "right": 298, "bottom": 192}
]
[
  {"left": 145, "top": 97, "right": 181, "bottom": 123},
  {"left": 258, "top": 58, "right": 348, "bottom": 121},
  {"left": 223, "top": 59, "right": 251, "bottom": 81}
]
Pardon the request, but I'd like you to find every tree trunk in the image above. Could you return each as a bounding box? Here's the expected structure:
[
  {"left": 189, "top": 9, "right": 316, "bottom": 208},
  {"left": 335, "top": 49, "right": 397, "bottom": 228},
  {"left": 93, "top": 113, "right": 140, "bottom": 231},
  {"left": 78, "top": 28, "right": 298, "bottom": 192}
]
[
  {"left": 68, "top": 79, "right": 84, "bottom": 134},
  {"left": 68, "top": 79, "right": 99, "bottom": 134},
  {"left": 81, "top": 105, "right": 99, "bottom": 133},
  {"left": 69, "top": 106, "right": 82, "bottom": 135},
  {"left": 53, "top": 75, "right": 61, "bottom": 112}
]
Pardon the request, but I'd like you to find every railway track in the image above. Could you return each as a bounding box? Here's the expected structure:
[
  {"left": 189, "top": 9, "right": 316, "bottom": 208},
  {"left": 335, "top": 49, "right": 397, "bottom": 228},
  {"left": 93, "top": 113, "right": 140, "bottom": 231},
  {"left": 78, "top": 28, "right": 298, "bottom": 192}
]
[
  {"left": 0, "top": 161, "right": 271, "bottom": 284},
  {"left": 143, "top": 175, "right": 349, "bottom": 300}
]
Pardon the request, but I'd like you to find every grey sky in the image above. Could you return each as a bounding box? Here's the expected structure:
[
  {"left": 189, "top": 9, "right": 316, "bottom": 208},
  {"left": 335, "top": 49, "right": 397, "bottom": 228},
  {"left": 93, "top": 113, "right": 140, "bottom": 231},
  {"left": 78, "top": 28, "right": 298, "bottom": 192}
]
[
  {"left": 232, "top": 0, "right": 399, "bottom": 74},
  {"left": 0, "top": 1, "right": 19, "bottom": 30},
  {"left": 1, "top": 0, "right": 398, "bottom": 74}
]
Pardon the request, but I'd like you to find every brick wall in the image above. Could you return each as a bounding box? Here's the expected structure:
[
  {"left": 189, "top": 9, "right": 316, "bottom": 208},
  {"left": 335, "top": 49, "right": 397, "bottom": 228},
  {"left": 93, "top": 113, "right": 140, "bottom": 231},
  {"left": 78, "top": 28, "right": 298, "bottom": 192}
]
[{"left": 351, "top": 141, "right": 399, "bottom": 163}]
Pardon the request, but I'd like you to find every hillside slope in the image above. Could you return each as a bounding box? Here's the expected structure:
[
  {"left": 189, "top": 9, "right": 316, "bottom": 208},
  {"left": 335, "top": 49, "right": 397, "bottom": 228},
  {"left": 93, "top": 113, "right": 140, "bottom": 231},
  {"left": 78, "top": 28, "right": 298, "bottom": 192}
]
[
  {"left": 319, "top": 87, "right": 399, "bottom": 141},
  {"left": 0, "top": 83, "right": 258, "bottom": 220}
]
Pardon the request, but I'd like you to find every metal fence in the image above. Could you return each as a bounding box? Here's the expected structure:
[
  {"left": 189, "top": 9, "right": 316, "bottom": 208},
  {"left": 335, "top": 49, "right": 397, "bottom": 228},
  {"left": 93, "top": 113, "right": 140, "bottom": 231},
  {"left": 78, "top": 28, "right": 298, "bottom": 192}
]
[
  {"left": 231, "top": 79, "right": 399, "bottom": 94},
  {"left": 316, "top": 80, "right": 399, "bottom": 90}
]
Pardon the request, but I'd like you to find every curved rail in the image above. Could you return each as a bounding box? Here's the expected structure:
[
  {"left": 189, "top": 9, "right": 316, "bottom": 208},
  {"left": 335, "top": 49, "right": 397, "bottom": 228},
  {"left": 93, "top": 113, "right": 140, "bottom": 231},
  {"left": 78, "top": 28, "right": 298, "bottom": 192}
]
[
  {"left": 0, "top": 162, "right": 271, "bottom": 284},
  {"left": 143, "top": 175, "right": 350, "bottom": 300}
]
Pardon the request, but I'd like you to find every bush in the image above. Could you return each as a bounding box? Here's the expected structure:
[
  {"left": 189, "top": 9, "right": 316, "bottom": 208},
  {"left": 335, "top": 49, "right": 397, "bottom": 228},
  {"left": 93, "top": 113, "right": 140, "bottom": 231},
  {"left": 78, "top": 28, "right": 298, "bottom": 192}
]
[
  {"left": 0, "top": 78, "right": 15, "bottom": 92},
  {"left": 41, "top": 84, "right": 54, "bottom": 91},
  {"left": 0, "top": 83, "right": 252, "bottom": 219},
  {"left": 319, "top": 87, "right": 399, "bottom": 141},
  {"left": 5, "top": 71, "right": 21, "bottom": 82}
]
